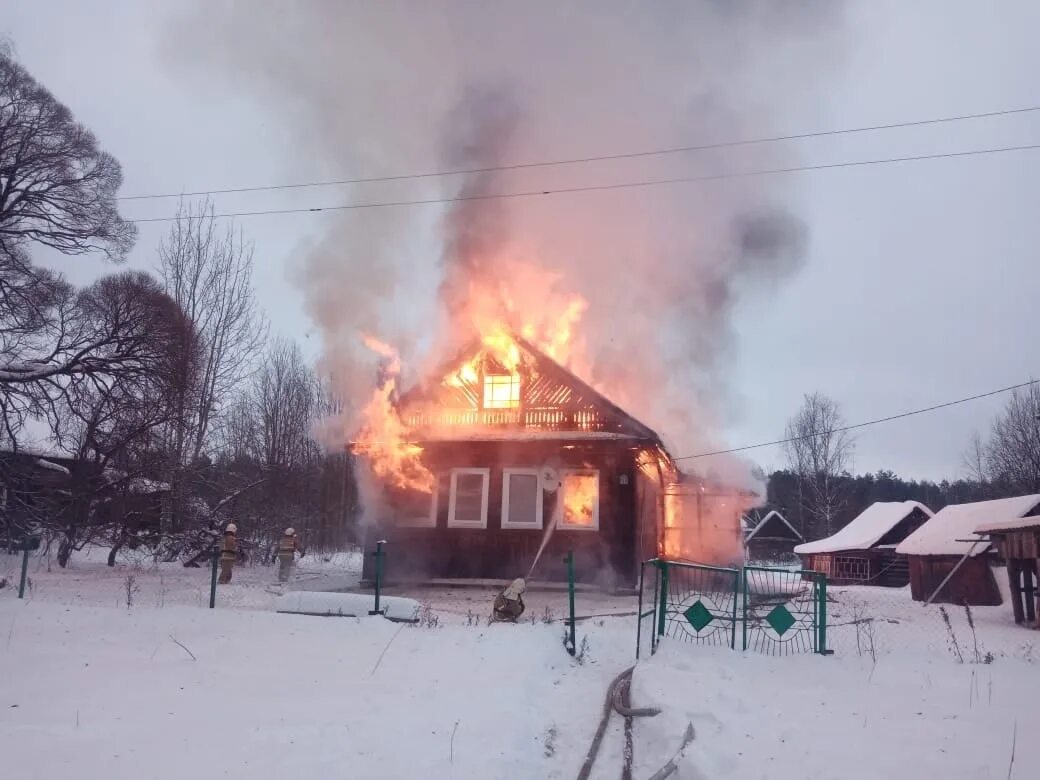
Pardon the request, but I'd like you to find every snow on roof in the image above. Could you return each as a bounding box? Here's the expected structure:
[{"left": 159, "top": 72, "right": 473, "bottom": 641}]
[
  {"left": 125, "top": 477, "right": 171, "bottom": 494},
  {"left": 976, "top": 516, "right": 1040, "bottom": 534},
  {"left": 975, "top": 515, "right": 1040, "bottom": 534},
  {"left": 0, "top": 444, "right": 72, "bottom": 460},
  {"left": 895, "top": 494, "right": 1040, "bottom": 557},
  {"left": 745, "top": 510, "right": 803, "bottom": 543},
  {"left": 794, "top": 501, "right": 933, "bottom": 555}
]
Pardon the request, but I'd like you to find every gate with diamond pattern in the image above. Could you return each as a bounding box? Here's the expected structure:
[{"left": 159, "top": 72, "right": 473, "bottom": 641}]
[{"left": 636, "top": 559, "right": 828, "bottom": 658}]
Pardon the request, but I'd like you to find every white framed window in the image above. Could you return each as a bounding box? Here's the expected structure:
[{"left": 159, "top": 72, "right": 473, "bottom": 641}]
[
  {"left": 501, "top": 468, "right": 543, "bottom": 529},
  {"left": 448, "top": 468, "right": 490, "bottom": 528},
  {"left": 555, "top": 470, "right": 600, "bottom": 531},
  {"left": 397, "top": 478, "right": 438, "bottom": 528}
]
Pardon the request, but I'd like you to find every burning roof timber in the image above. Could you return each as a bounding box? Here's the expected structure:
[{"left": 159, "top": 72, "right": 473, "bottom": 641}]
[
  {"left": 398, "top": 332, "right": 664, "bottom": 443},
  {"left": 350, "top": 328, "right": 677, "bottom": 496}
]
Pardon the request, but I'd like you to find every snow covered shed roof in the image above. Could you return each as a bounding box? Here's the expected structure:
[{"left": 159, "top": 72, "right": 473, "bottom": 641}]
[
  {"left": 975, "top": 516, "right": 1040, "bottom": 534},
  {"left": 794, "top": 501, "right": 933, "bottom": 555},
  {"left": 895, "top": 494, "right": 1040, "bottom": 558}
]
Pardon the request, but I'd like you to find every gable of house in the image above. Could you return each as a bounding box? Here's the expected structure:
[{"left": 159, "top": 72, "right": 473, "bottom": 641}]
[{"left": 398, "top": 334, "right": 663, "bottom": 443}]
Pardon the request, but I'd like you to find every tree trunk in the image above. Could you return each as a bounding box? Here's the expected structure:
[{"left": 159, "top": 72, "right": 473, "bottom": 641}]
[{"left": 57, "top": 533, "right": 75, "bottom": 568}]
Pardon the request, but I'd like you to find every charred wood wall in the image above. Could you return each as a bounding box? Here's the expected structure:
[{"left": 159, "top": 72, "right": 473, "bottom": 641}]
[{"left": 361, "top": 440, "right": 643, "bottom": 589}]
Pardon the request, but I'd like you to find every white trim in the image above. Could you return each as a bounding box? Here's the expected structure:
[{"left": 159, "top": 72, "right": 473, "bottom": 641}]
[
  {"left": 448, "top": 468, "right": 490, "bottom": 529},
  {"left": 501, "top": 468, "right": 544, "bottom": 530},
  {"left": 397, "top": 478, "right": 438, "bottom": 528},
  {"left": 555, "top": 469, "right": 600, "bottom": 531},
  {"left": 744, "top": 510, "right": 803, "bottom": 543}
]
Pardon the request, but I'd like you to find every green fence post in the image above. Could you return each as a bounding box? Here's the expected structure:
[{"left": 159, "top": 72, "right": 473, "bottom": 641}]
[
  {"left": 17, "top": 546, "right": 30, "bottom": 599},
  {"left": 565, "top": 550, "right": 576, "bottom": 656},
  {"left": 636, "top": 562, "right": 645, "bottom": 659},
  {"left": 208, "top": 546, "right": 219, "bottom": 609},
  {"left": 651, "top": 560, "right": 661, "bottom": 655},
  {"left": 817, "top": 573, "right": 829, "bottom": 655},
  {"left": 369, "top": 540, "right": 386, "bottom": 615},
  {"left": 656, "top": 560, "right": 669, "bottom": 639},
  {"left": 741, "top": 567, "right": 749, "bottom": 651},
  {"left": 731, "top": 568, "right": 740, "bottom": 650}
]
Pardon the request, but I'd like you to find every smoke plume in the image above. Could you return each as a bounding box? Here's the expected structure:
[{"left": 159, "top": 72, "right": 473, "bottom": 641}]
[{"left": 170, "top": 2, "right": 845, "bottom": 480}]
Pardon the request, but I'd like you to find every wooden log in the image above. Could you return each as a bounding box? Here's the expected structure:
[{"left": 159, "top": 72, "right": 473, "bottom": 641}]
[
  {"left": 1007, "top": 560, "right": 1025, "bottom": 624},
  {"left": 1021, "top": 561, "right": 1037, "bottom": 623}
]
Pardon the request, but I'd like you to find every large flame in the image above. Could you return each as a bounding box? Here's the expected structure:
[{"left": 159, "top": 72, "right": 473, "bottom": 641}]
[
  {"left": 560, "top": 472, "right": 598, "bottom": 527},
  {"left": 351, "top": 278, "right": 589, "bottom": 495},
  {"left": 352, "top": 336, "right": 436, "bottom": 494}
]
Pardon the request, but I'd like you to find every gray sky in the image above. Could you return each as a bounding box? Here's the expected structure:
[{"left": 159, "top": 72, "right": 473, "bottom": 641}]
[{"left": 5, "top": 1, "right": 1039, "bottom": 482}]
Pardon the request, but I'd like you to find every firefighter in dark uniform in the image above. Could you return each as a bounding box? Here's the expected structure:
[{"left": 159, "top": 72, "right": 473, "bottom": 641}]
[{"left": 218, "top": 523, "right": 237, "bottom": 584}]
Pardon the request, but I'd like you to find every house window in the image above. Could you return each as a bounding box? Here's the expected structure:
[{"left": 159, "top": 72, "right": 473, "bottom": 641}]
[
  {"left": 483, "top": 373, "right": 520, "bottom": 409},
  {"left": 556, "top": 470, "right": 599, "bottom": 531},
  {"left": 502, "top": 468, "right": 543, "bottom": 529},
  {"left": 448, "top": 468, "right": 490, "bottom": 528}
]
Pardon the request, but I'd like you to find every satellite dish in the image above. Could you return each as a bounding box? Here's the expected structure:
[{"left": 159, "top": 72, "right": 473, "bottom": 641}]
[{"left": 540, "top": 465, "right": 560, "bottom": 492}]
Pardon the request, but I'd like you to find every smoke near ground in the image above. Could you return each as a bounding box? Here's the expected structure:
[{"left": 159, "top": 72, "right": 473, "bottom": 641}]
[{"left": 169, "top": 2, "right": 845, "bottom": 479}]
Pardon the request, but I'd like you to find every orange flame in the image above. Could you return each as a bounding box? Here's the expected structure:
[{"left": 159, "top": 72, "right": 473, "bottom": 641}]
[
  {"left": 561, "top": 472, "right": 598, "bottom": 527},
  {"left": 352, "top": 335, "right": 435, "bottom": 494}
]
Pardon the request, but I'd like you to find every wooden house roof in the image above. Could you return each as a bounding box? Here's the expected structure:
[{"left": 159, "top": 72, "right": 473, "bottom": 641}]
[{"left": 398, "top": 333, "right": 668, "bottom": 447}]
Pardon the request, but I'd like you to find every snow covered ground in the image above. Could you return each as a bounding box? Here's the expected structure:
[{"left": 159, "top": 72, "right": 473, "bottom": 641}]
[{"left": 1, "top": 548, "right": 1038, "bottom": 779}]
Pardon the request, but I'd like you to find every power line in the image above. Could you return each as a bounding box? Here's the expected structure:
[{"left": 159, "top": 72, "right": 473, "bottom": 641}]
[
  {"left": 126, "top": 142, "right": 1040, "bottom": 225},
  {"left": 119, "top": 104, "right": 1040, "bottom": 201},
  {"left": 673, "top": 379, "right": 1040, "bottom": 461}
]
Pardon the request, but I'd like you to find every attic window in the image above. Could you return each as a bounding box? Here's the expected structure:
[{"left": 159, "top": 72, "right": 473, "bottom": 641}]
[{"left": 483, "top": 373, "right": 520, "bottom": 409}]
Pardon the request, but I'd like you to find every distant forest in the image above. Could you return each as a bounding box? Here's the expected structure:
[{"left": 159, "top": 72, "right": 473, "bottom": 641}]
[{"left": 761, "top": 469, "right": 1018, "bottom": 543}]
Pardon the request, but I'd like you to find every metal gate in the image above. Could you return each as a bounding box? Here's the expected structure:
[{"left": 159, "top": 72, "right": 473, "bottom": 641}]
[{"left": 637, "top": 559, "right": 828, "bottom": 657}]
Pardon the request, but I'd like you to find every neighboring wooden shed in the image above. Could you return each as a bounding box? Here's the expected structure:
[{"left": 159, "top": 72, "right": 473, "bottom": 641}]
[
  {"left": 896, "top": 494, "right": 1040, "bottom": 606},
  {"left": 743, "top": 510, "right": 803, "bottom": 564},
  {"left": 794, "top": 501, "right": 933, "bottom": 586},
  {"left": 975, "top": 516, "right": 1040, "bottom": 628}
]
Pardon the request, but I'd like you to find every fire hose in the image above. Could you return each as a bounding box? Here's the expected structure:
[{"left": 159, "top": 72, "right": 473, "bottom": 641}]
[
  {"left": 576, "top": 666, "right": 659, "bottom": 780},
  {"left": 576, "top": 666, "right": 694, "bottom": 780}
]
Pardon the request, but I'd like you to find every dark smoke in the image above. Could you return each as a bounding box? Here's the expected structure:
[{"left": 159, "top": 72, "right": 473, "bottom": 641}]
[{"left": 168, "top": 2, "right": 847, "bottom": 487}]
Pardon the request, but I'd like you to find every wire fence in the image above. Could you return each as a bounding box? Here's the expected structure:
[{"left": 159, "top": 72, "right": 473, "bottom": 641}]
[{"left": 637, "top": 559, "right": 827, "bottom": 658}]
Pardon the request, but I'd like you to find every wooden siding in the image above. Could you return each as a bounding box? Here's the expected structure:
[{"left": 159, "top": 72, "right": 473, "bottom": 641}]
[
  {"left": 361, "top": 440, "right": 642, "bottom": 589},
  {"left": 907, "top": 555, "right": 1002, "bottom": 606}
]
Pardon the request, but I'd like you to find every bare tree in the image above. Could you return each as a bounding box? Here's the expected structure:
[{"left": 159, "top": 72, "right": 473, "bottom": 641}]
[
  {"left": 782, "top": 392, "right": 854, "bottom": 538},
  {"left": 0, "top": 45, "right": 137, "bottom": 439},
  {"left": 981, "top": 384, "right": 1040, "bottom": 494},
  {"left": 249, "top": 339, "right": 319, "bottom": 471},
  {"left": 4, "top": 272, "right": 196, "bottom": 566},
  {"left": 156, "top": 199, "right": 266, "bottom": 530},
  {"left": 0, "top": 44, "right": 135, "bottom": 265},
  {"left": 962, "top": 431, "right": 990, "bottom": 484}
]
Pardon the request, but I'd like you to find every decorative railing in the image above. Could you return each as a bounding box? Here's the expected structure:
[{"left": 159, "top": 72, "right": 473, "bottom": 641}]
[{"left": 404, "top": 407, "right": 610, "bottom": 432}]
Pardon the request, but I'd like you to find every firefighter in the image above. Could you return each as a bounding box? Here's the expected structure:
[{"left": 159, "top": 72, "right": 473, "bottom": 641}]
[
  {"left": 277, "top": 527, "right": 303, "bottom": 583},
  {"left": 218, "top": 523, "right": 237, "bottom": 584},
  {"left": 492, "top": 577, "right": 527, "bottom": 622}
]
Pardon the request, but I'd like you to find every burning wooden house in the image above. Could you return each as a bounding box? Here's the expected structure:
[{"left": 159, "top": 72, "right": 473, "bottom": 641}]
[
  {"left": 896, "top": 494, "right": 1040, "bottom": 606},
  {"left": 355, "top": 333, "right": 746, "bottom": 590}
]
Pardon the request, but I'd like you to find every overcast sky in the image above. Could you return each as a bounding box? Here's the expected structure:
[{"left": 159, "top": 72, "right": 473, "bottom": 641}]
[{"left": 5, "top": 1, "right": 1039, "bottom": 482}]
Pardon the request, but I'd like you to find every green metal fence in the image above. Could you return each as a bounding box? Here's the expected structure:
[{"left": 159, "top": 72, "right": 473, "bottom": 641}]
[{"left": 637, "top": 559, "right": 829, "bottom": 658}]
